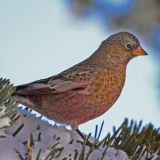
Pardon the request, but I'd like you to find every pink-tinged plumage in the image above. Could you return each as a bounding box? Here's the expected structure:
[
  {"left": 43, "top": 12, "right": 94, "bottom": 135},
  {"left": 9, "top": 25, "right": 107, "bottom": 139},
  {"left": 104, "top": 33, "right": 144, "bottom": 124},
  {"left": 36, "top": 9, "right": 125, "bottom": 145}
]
[{"left": 12, "top": 32, "right": 148, "bottom": 129}]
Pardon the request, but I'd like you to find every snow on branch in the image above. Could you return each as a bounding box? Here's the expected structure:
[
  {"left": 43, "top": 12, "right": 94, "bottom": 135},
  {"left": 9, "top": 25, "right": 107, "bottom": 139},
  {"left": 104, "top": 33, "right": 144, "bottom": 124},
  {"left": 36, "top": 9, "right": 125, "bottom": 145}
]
[{"left": 0, "top": 78, "right": 159, "bottom": 160}]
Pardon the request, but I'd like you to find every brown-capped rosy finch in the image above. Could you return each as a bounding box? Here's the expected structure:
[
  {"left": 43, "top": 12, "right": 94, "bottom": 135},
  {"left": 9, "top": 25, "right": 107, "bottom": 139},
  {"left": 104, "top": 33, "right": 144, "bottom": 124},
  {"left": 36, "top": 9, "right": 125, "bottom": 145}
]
[{"left": 12, "top": 32, "right": 148, "bottom": 129}]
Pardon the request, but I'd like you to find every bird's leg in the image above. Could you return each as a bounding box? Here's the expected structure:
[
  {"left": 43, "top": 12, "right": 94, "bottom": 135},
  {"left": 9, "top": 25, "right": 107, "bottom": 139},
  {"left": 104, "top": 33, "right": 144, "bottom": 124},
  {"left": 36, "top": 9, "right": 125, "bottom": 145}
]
[
  {"left": 75, "top": 128, "right": 97, "bottom": 147},
  {"left": 71, "top": 122, "right": 85, "bottom": 141},
  {"left": 71, "top": 122, "right": 95, "bottom": 147}
]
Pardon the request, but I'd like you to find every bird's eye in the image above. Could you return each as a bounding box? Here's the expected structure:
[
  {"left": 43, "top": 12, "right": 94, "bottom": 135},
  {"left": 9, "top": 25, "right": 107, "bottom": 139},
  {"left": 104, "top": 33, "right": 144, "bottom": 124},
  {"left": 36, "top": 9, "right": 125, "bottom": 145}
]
[{"left": 126, "top": 43, "right": 132, "bottom": 49}]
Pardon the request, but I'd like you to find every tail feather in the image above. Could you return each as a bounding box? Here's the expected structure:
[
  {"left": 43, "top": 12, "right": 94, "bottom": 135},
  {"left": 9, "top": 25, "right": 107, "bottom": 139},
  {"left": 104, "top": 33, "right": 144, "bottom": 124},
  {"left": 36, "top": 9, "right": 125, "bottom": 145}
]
[{"left": 11, "top": 94, "right": 35, "bottom": 107}]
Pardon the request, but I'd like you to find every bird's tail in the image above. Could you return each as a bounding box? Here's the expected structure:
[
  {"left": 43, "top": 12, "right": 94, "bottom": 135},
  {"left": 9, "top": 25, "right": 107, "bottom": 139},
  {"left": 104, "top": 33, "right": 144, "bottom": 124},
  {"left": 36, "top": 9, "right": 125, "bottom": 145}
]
[
  {"left": 12, "top": 83, "right": 35, "bottom": 106},
  {"left": 11, "top": 93, "right": 35, "bottom": 107}
]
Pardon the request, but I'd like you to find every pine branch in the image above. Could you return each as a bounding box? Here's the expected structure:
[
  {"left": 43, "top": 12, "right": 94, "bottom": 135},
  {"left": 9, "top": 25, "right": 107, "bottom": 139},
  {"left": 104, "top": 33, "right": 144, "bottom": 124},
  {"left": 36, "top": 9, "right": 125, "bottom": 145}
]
[{"left": 0, "top": 78, "right": 159, "bottom": 160}]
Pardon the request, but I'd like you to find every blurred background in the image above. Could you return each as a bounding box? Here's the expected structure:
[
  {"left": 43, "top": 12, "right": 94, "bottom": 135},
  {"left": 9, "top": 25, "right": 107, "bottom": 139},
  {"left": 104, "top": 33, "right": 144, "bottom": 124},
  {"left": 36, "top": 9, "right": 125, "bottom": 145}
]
[{"left": 0, "top": 0, "right": 159, "bottom": 137}]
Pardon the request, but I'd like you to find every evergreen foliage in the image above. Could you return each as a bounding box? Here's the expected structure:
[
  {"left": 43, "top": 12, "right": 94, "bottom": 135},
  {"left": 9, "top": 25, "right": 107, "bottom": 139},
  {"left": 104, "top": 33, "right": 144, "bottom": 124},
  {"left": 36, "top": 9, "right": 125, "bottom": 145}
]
[{"left": 0, "top": 78, "right": 159, "bottom": 160}]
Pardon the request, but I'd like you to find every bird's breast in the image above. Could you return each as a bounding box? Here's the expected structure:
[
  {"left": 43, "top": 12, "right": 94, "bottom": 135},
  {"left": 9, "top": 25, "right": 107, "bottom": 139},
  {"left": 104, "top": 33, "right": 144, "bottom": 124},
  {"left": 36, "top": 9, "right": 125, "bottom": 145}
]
[{"left": 86, "top": 68, "right": 126, "bottom": 106}]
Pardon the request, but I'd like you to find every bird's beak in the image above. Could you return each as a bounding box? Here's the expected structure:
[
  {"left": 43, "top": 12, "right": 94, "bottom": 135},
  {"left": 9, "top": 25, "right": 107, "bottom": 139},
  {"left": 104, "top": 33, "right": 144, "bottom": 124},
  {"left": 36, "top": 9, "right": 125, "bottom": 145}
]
[{"left": 133, "top": 46, "right": 148, "bottom": 56}]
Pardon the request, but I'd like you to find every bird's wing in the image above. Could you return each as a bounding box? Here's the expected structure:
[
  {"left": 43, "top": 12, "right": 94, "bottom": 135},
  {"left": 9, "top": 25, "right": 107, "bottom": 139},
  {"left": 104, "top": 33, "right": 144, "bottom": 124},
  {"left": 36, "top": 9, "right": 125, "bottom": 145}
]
[{"left": 14, "top": 65, "right": 95, "bottom": 95}]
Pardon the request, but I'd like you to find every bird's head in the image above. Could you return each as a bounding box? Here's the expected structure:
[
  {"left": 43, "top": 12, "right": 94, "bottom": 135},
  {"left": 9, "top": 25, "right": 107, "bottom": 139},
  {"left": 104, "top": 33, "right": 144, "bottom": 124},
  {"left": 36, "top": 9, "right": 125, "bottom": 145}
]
[{"left": 99, "top": 31, "right": 148, "bottom": 66}]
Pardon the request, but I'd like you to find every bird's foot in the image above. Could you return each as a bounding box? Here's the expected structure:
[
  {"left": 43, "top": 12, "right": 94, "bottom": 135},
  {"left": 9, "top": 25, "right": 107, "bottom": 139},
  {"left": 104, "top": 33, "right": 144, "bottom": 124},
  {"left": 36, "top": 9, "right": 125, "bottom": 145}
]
[{"left": 75, "top": 129, "right": 99, "bottom": 148}]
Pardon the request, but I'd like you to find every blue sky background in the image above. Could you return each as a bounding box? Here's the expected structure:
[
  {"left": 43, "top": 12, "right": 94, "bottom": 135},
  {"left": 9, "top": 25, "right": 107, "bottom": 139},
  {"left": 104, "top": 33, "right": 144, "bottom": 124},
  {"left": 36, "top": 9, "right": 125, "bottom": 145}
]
[{"left": 0, "top": 0, "right": 159, "bottom": 137}]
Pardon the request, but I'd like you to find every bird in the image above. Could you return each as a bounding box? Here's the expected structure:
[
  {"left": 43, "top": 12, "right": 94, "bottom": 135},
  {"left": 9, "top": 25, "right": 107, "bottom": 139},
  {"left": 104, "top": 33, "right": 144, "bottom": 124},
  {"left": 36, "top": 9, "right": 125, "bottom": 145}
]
[{"left": 12, "top": 31, "right": 148, "bottom": 130}]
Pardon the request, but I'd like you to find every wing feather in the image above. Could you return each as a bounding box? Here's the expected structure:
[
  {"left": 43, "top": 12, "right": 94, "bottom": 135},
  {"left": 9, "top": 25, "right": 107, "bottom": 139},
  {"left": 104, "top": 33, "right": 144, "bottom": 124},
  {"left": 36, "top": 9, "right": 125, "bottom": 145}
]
[{"left": 14, "top": 65, "right": 95, "bottom": 95}]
